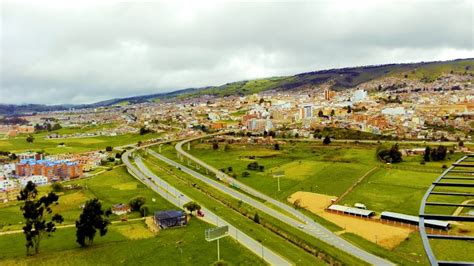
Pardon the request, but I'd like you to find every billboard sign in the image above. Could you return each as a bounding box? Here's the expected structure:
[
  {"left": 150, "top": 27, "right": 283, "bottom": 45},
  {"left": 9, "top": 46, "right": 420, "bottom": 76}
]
[{"left": 205, "top": 225, "right": 229, "bottom": 241}]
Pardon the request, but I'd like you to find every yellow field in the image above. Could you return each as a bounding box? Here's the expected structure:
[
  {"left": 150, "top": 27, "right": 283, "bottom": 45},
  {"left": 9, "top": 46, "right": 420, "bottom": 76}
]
[
  {"left": 288, "top": 191, "right": 414, "bottom": 249},
  {"left": 272, "top": 160, "right": 319, "bottom": 180},
  {"left": 114, "top": 222, "right": 155, "bottom": 240},
  {"left": 53, "top": 191, "right": 89, "bottom": 213},
  {"left": 112, "top": 182, "right": 138, "bottom": 190}
]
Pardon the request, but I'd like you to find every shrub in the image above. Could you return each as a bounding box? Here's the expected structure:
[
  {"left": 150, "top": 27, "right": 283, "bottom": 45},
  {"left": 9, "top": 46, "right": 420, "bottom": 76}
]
[{"left": 129, "top": 196, "right": 146, "bottom": 211}]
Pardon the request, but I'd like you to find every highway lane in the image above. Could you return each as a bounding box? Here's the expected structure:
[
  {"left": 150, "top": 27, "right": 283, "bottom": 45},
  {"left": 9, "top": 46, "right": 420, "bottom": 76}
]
[
  {"left": 167, "top": 137, "right": 394, "bottom": 266},
  {"left": 122, "top": 150, "right": 291, "bottom": 266}
]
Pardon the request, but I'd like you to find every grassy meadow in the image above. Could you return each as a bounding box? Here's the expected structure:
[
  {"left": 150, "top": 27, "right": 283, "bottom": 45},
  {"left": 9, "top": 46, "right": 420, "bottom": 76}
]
[
  {"left": 0, "top": 166, "right": 262, "bottom": 265},
  {"left": 186, "top": 140, "right": 462, "bottom": 214},
  {"left": 0, "top": 219, "right": 262, "bottom": 265},
  {"left": 0, "top": 125, "right": 162, "bottom": 154},
  {"left": 0, "top": 167, "right": 173, "bottom": 232}
]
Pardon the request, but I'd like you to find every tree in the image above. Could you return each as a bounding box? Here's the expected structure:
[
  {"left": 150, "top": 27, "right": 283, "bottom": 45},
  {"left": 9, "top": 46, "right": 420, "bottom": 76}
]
[
  {"left": 274, "top": 143, "right": 280, "bottom": 150},
  {"left": 227, "top": 166, "right": 233, "bottom": 172},
  {"left": 242, "top": 171, "right": 250, "bottom": 177},
  {"left": 318, "top": 110, "right": 324, "bottom": 117},
  {"left": 18, "top": 181, "right": 64, "bottom": 255},
  {"left": 51, "top": 182, "right": 63, "bottom": 192},
  {"left": 430, "top": 146, "right": 447, "bottom": 161},
  {"left": 330, "top": 109, "right": 335, "bottom": 116},
  {"left": 458, "top": 140, "right": 464, "bottom": 147},
  {"left": 212, "top": 142, "right": 219, "bottom": 150},
  {"left": 347, "top": 105, "right": 352, "bottom": 113},
  {"left": 323, "top": 136, "right": 331, "bottom": 145},
  {"left": 51, "top": 123, "right": 62, "bottom": 131},
  {"left": 423, "top": 147, "right": 431, "bottom": 162},
  {"left": 389, "top": 144, "right": 403, "bottom": 163},
  {"left": 377, "top": 144, "right": 402, "bottom": 163},
  {"left": 253, "top": 212, "right": 260, "bottom": 224},
  {"left": 75, "top": 198, "right": 111, "bottom": 247},
  {"left": 247, "top": 162, "right": 259, "bottom": 170},
  {"left": 139, "top": 127, "right": 150, "bottom": 135},
  {"left": 293, "top": 199, "right": 302, "bottom": 209},
  {"left": 129, "top": 196, "right": 146, "bottom": 212},
  {"left": 26, "top": 135, "right": 35, "bottom": 143},
  {"left": 183, "top": 201, "right": 201, "bottom": 215},
  {"left": 105, "top": 146, "right": 113, "bottom": 152},
  {"left": 139, "top": 205, "right": 149, "bottom": 217}
]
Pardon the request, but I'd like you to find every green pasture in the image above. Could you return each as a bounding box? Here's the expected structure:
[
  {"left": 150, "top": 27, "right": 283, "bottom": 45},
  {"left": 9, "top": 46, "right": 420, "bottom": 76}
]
[
  {"left": 0, "top": 131, "right": 162, "bottom": 154},
  {"left": 0, "top": 219, "right": 262, "bottom": 265},
  {"left": 0, "top": 167, "right": 173, "bottom": 232}
]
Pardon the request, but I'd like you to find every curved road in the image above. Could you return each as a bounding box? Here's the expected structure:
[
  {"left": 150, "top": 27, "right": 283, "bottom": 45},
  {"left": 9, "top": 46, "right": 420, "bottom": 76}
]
[
  {"left": 122, "top": 149, "right": 291, "bottom": 266},
  {"left": 167, "top": 137, "right": 393, "bottom": 266}
]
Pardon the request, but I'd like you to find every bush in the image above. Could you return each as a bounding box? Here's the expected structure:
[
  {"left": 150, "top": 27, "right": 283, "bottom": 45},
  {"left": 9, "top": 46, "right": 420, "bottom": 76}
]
[
  {"left": 129, "top": 196, "right": 146, "bottom": 211},
  {"left": 430, "top": 146, "right": 447, "bottom": 161},
  {"left": 51, "top": 182, "right": 64, "bottom": 192},
  {"left": 105, "top": 146, "right": 113, "bottom": 152},
  {"left": 242, "top": 171, "right": 250, "bottom": 177},
  {"left": 323, "top": 136, "right": 331, "bottom": 145},
  {"left": 183, "top": 201, "right": 201, "bottom": 215},
  {"left": 377, "top": 144, "right": 402, "bottom": 163},
  {"left": 254, "top": 212, "right": 260, "bottom": 224}
]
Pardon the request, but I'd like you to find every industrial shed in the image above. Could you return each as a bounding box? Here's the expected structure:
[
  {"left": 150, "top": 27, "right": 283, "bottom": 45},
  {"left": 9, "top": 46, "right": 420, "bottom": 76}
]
[
  {"left": 154, "top": 210, "right": 187, "bottom": 229},
  {"left": 381, "top": 211, "right": 450, "bottom": 230},
  {"left": 328, "top": 204, "right": 375, "bottom": 217}
]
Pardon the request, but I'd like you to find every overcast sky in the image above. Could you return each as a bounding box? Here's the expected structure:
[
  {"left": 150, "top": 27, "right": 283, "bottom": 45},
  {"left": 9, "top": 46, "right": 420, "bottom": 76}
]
[{"left": 1, "top": 0, "right": 473, "bottom": 105}]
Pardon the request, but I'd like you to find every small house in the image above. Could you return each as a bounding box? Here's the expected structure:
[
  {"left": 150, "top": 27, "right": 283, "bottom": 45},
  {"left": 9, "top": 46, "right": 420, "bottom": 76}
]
[
  {"left": 154, "top": 210, "right": 187, "bottom": 229},
  {"left": 111, "top": 203, "right": 131, "bottom": 215}
]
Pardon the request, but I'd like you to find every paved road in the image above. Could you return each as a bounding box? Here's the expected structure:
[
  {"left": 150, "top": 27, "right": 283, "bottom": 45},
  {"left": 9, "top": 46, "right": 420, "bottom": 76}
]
[
  {"left": 167, "top": 137, "right": 394, "bottom": 266},
  {"left": 122, "top": 150, "right": 291, "bottom": 266}
]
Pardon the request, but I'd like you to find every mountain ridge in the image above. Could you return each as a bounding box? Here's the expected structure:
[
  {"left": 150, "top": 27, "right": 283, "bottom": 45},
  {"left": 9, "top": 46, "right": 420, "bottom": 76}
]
[{"left": 1, "top": 58, "right": 472, "bottom": 115}]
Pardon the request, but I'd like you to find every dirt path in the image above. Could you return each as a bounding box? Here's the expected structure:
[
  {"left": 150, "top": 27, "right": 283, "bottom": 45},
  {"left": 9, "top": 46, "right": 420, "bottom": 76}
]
[
  {"left": 452, "top": 199, "right": 474, "bottom": 216},
  {"left": 334, "top": 166, "right": 378, "bottom": 204},
  {"left": 0, "top": 217, "right": 147, "bottom": 236}
]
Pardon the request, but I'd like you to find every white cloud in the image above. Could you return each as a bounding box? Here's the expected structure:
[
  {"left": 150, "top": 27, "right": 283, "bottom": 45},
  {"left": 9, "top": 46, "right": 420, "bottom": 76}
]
[{"left": 1, "top": 0, "right": 473, "bottom": 104}]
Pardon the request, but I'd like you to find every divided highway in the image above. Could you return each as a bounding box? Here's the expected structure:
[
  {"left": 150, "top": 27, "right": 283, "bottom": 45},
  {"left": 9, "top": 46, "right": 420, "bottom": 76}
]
[
  {"left": 164, "top": 137, "right": 394, "bottom": 266},
  {"left": 122, "top": 149, "right": 292, "bottom": 266}
]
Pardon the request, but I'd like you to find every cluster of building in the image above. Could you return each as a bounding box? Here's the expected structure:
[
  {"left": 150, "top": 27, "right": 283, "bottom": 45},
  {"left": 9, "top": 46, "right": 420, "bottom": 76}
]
[{"left": 0, "top": 151, "right": 91, "bottom": 193}]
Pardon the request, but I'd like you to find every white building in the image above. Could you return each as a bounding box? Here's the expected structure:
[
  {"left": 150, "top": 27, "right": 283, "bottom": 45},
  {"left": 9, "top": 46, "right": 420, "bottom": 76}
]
[
  {"left": 352, "top": 89, "right": 368, "bottom": 102},
  {"left": 0, "top": 177, "right": 17, "bottom": 191},
  {"left": 382, "top": 107, "right": 406, "bottom": 116},
  {"left": 19, "top": 175, "right": 49, "bottom": 187}
]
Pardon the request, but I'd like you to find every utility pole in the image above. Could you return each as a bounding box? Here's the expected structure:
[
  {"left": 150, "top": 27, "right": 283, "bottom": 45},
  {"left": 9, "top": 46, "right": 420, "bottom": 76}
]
[{"left": 217, "top": 238, "right": 220, "bottom": 261}]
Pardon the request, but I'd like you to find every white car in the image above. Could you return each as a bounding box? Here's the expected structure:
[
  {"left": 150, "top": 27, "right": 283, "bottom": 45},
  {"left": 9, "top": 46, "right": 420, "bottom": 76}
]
[{"left": 297, "top": 224, "right": 304, "bottom": 229}]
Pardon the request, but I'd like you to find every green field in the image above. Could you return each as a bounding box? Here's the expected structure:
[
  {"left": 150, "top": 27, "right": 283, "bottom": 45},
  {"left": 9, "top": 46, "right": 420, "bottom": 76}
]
[
  {"left": 185, "top": 141, "right": 467, "bottom": 214},
  {"left": 183, "top": 139, "right": 473, "bottom": 264},
  {"left": 0, "top": 131, "right": 162, "bottom": 154},
  {"left": 0, "top": 167, "right": 262, "bottom": 265},
  {"left": 140, "top": 155, "right": 363, "bottom": 265},
  {"left": 0, "top": 167, "right": 174, "bottom": 232},
  {"left": 0, "top": 219, "right": 262, "bottom": 265}
]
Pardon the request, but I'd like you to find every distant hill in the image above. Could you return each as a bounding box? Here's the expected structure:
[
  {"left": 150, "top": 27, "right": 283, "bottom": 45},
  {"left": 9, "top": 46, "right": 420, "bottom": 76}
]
[{"left": 1, "top": 58, "right": 472, "bottom": 116}]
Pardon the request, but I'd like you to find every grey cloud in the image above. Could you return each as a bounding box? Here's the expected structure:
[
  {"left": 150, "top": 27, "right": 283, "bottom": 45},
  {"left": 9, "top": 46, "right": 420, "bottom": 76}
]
[{"left": 1, "top": 0, "right": 473, "bottom": 104}]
